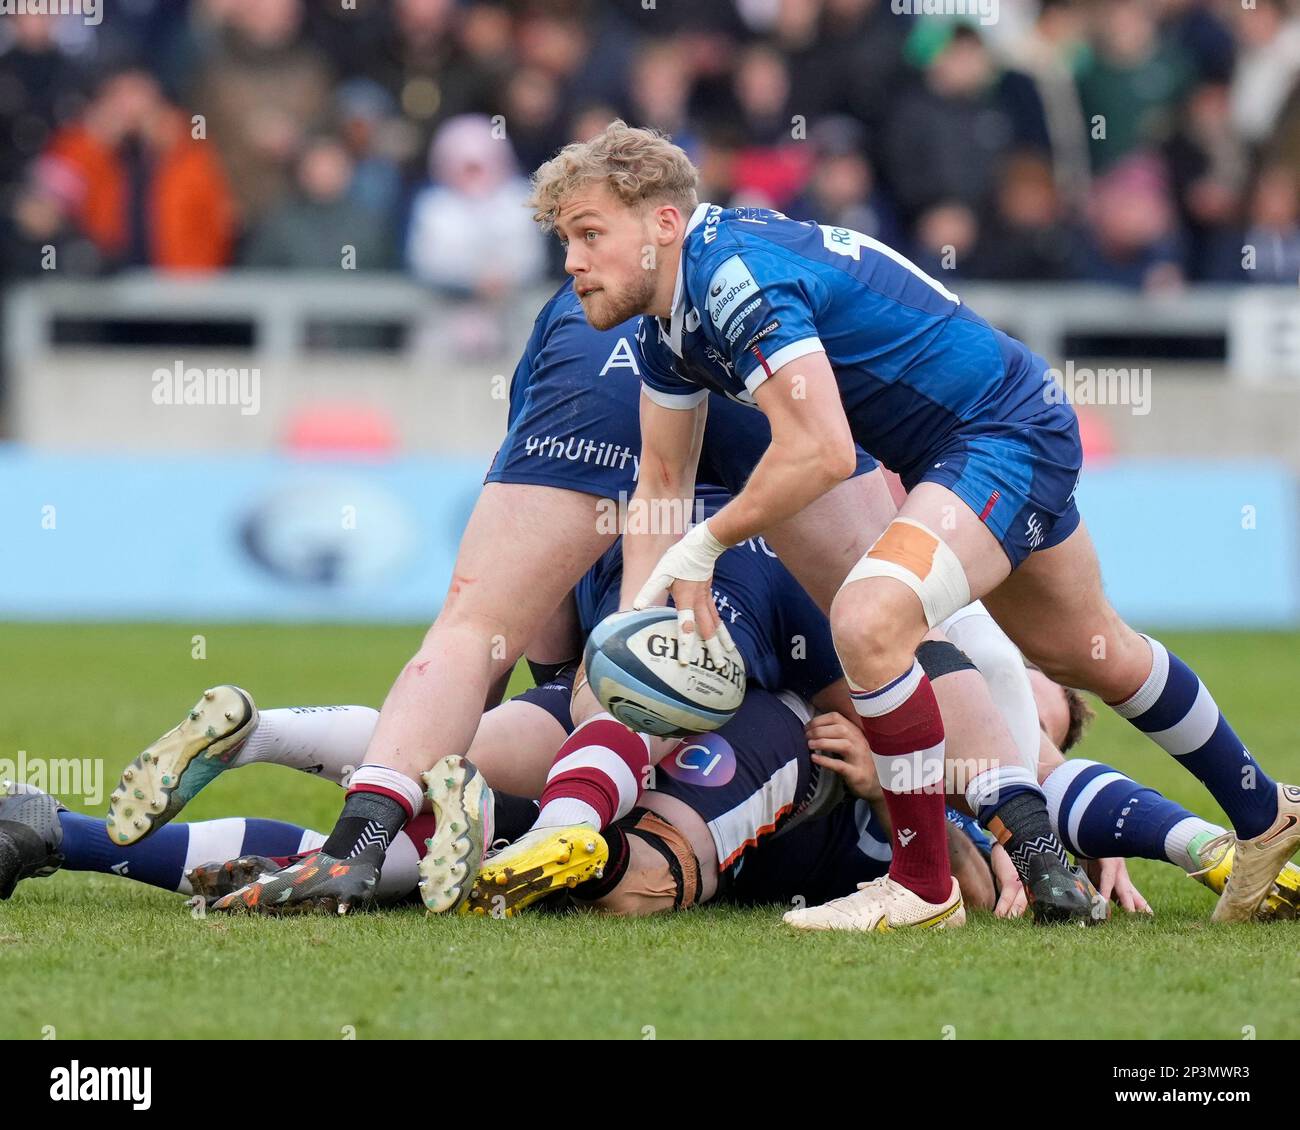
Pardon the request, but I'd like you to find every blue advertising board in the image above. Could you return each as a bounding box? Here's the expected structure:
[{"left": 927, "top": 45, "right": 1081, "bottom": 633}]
[{"left": 1, "top": 450, "right": 1296, "bottom": 627}]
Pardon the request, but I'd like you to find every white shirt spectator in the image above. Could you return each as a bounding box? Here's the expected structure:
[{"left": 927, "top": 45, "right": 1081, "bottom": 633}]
[{"left": 405, "top": 114, "right": 547, "bottom": 295}]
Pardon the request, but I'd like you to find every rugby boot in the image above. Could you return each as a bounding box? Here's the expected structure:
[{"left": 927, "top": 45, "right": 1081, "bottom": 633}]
[
  {"left": 1211, "top": 784, "right": 1300, "bottom": 922},
  {"left": 1189, "top": 827, "right": 1300, "bottom": 920},
  {"left": 418, "top": 755, "right": 495, "bottom": 913},
  {"left": 1024, "top": 855, "right": 1108, "bottom": 925},
  {"left": 188, "top": 854, "right": 286, "bottom": 904},
  {"left": 107, "top": 686, "right": 257, "bottom": 846},
  {"left": 783, "top": 874, "right": 965, "bottom": 932},
  {"left": 462, "top": 826, "right": 607, "bottom": 918},
  {"left": 0, "top": 783, "right": 64, "bottom": 899},
  {"left": 210, "top": 847, "right": 380, "bottom": 916}
]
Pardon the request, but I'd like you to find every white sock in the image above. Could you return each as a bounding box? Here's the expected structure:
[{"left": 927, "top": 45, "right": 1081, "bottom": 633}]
[
  {"left": 179, "top": 817, "right": 253, "bottom": 896},
  {"left": 533, "top": 798, "right": 602, "bottom": 832},
  {"left": 232, "top": 706, "right": 379, "bottom": 786},
  {"left": 374, "top": 827, "right": 422, "bottom": 902},
  {"left": 1165, "top": 816, "right": 1225, "bottom": 872},
  {"left": 938, "top": 603, "right": 1041, "bottom": 773}
]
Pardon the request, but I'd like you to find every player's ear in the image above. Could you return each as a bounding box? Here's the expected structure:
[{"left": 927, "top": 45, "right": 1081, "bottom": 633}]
[{"left": 649, "top": 202, "right": 685, "bottom": 246}]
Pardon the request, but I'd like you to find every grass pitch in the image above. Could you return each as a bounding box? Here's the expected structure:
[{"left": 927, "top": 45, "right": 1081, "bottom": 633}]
[{"left": 1, "top": 623, "right": 1298, "bottom": 1040}]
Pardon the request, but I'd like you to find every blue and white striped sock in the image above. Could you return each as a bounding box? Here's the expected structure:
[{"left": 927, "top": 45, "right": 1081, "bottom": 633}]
[
  {"left": 1111, "top": 636, "right": 1277, "bottom": 838},
  {"left": 1043, "top": 759, "right": 1220, "bottom": 870},
  {"left": 59, "top": 813, "right": 319, "bottom": 895}
]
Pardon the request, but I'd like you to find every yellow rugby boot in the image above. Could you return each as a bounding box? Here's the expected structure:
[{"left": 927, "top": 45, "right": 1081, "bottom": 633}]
[
  {"left": 461, "top": 826, "right": 607, "bottom": 918},
  {"left": 1189, "top": 822, "right": 1300, "bottom": 921}
]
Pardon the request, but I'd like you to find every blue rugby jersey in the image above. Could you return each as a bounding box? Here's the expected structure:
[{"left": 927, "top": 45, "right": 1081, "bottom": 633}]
[
  {"left": 637, "top": 204, "right": 1057, "bottom": 486},
  {"left": 487, "top": 278, "right": 876, "bottom": 496}
]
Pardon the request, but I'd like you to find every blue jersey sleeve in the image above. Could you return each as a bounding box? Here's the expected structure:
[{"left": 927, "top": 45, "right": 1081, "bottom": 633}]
[
  {"left": 698, "top": 247, "right": 827, "bottom": 394},
  {"left": 635, "top": 316, "right": 708, "bottom": 410}
]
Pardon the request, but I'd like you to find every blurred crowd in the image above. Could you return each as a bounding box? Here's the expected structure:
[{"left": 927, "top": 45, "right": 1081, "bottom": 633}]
[{"left": 1, "top": 0, "right": 1298, "bottom": 297}]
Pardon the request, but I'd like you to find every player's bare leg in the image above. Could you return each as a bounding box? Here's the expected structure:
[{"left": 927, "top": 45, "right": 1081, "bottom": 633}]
[
  {"left": 211, "top": 484, "right": 615, "bottom": 914},
  {"left": 365, "top": 485, "right": 614, "bottom": 784},
  {"left": 824, "top": 481, "right": 1099, "bottom": 927},
  {"left": 464, "top": 698, "right": 573, "bottom": 798},
  {"left": 982, "top": 518, "right": 1300, "bottom": 921},
  {"left": 762, "top": 467, "right": 899, "bottom": 611}
]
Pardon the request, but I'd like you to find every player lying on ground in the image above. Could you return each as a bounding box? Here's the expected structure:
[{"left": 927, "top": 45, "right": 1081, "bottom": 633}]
[
  {"left": 9, "top": 649, "right": 1295, "bottom": 919},
  {"left": 0, "top": 624, "right": 1106, "bottom": 915},
  {"left": 189, "top": 484, "right": 1099, "bottom": 923},
  {"left": 192, "top": 265, "right": 1094, "bottom": 919},
  {"left": 0, "top": 688, "right": 998, "bottom": 918},
  {"left": 67, "top": 523, "right": 1294, "bottom": 920},
  {"left": 412, "top": 492, "right": 1089, "bottom": 922},
  {"left": 425, "top": 612, "right": 1299, "bottom": 926},
  {"left": 7, "top": 559, "right": 1010, "bottom": 913},
  {"left": 531, "top": 120, "right": 1300, "bottom": 929}
]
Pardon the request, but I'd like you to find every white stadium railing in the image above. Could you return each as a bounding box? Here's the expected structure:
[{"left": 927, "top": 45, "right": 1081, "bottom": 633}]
[
  {"left": 5, "top": 272, "right": 1298, "bottom": 372},
  {"left": 3, "top": 274, "right": 1298, "bottom": 459}
]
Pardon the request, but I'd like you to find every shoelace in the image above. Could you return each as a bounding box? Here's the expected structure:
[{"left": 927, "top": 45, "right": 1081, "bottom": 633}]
[
  {"left": 843, "top": 875, "right": 904, "bottom": 909},
  {"left": 482, "top": 836, "right": 513, "bottom": 861},
  {"left": 1187, "top": 831, "right": 1235, "bottom": 879}
]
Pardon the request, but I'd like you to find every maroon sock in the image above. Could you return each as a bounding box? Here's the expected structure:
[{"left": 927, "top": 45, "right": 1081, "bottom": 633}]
[
  {"left": 536, "top": 715, "right": 651, "bottom": 830},
  {"left": 850, "top": 661, "right": 953, "bottom": 903}
]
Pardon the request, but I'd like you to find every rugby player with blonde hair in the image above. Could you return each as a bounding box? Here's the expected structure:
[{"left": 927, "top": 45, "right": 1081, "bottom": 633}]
[{"left": 529, "top": 121, "right": 1300, "bottom": 932}]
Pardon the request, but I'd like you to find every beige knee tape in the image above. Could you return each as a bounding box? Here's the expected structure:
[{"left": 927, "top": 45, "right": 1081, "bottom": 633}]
[{"left": 842, "top": 517, "right": 971, "bottom": 629}]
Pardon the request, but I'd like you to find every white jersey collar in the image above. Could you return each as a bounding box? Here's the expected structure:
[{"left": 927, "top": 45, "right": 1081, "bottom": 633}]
[{"left": 661, "top": 201, "right": 715, "bottom": 357}]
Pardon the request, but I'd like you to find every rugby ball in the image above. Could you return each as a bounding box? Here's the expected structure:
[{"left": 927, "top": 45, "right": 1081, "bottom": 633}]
[{"left": 583, "top": 609, "right": 746, "bottom": 737}]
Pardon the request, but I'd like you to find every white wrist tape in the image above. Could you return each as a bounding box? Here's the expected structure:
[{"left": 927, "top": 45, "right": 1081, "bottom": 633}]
[{"left": 633, "top": 520, "right": 729, "bottom": 609}]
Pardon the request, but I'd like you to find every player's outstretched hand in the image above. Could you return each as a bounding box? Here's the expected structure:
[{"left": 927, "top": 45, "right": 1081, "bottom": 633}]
[
  {"left": 805, "top": 711, "right": 880, "bottom": 800},
  {"left": 1083, "top": 856, "right": 1153, "bottom": 916},
  {"left": 208, "top": 849, "right": 380, "bottom": 916},
  {"left": 990, "top": 844, "right": 1028, "bottom": 918},
  {"left": 632, "top": 522, "right": 736, "bottom": 667}
]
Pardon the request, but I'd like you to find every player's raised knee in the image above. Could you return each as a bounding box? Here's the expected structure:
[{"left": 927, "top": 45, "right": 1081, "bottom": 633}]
[{"left": 843, "top": 517, "right": 971, "bottom": 629}]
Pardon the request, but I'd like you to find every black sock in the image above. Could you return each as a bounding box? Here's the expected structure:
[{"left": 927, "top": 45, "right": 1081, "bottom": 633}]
[
  {"left": 570, "top": 822, "right": 631, "bottom": 902},
  {"left": 491, "top": 792, "right": 540, "bottom": 844},
  {"left": 987, "top": 791, "right": 1069, "bottom": 883},
  {"left": 322, "top": 792, "right": 408, "bottom": 860}
]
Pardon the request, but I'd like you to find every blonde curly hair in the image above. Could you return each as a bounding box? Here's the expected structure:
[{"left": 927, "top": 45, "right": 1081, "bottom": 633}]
[{"left": 529, "top": 120, "right": 699, "bottom": 231}]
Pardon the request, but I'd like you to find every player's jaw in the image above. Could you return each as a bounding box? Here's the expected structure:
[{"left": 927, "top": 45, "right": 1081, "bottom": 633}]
[{"left": 575, "top": 268, "right": 658, "bottom": 331}]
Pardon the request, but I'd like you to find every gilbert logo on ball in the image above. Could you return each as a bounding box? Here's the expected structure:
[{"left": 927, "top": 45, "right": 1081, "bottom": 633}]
[{"left": 583, "top": 609, "right": 746, "bottom": 738}]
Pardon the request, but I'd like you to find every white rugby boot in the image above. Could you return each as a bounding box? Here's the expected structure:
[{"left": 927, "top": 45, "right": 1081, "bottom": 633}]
[
  {"left": 418, "top": 754, "right": 496, "bottom": 913},
  {"left": 1212, "top": 783, "right": 1300, "bottom": 923},
  {"left": 784, "top": 874, "right": 965, "bottom": 933}
]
